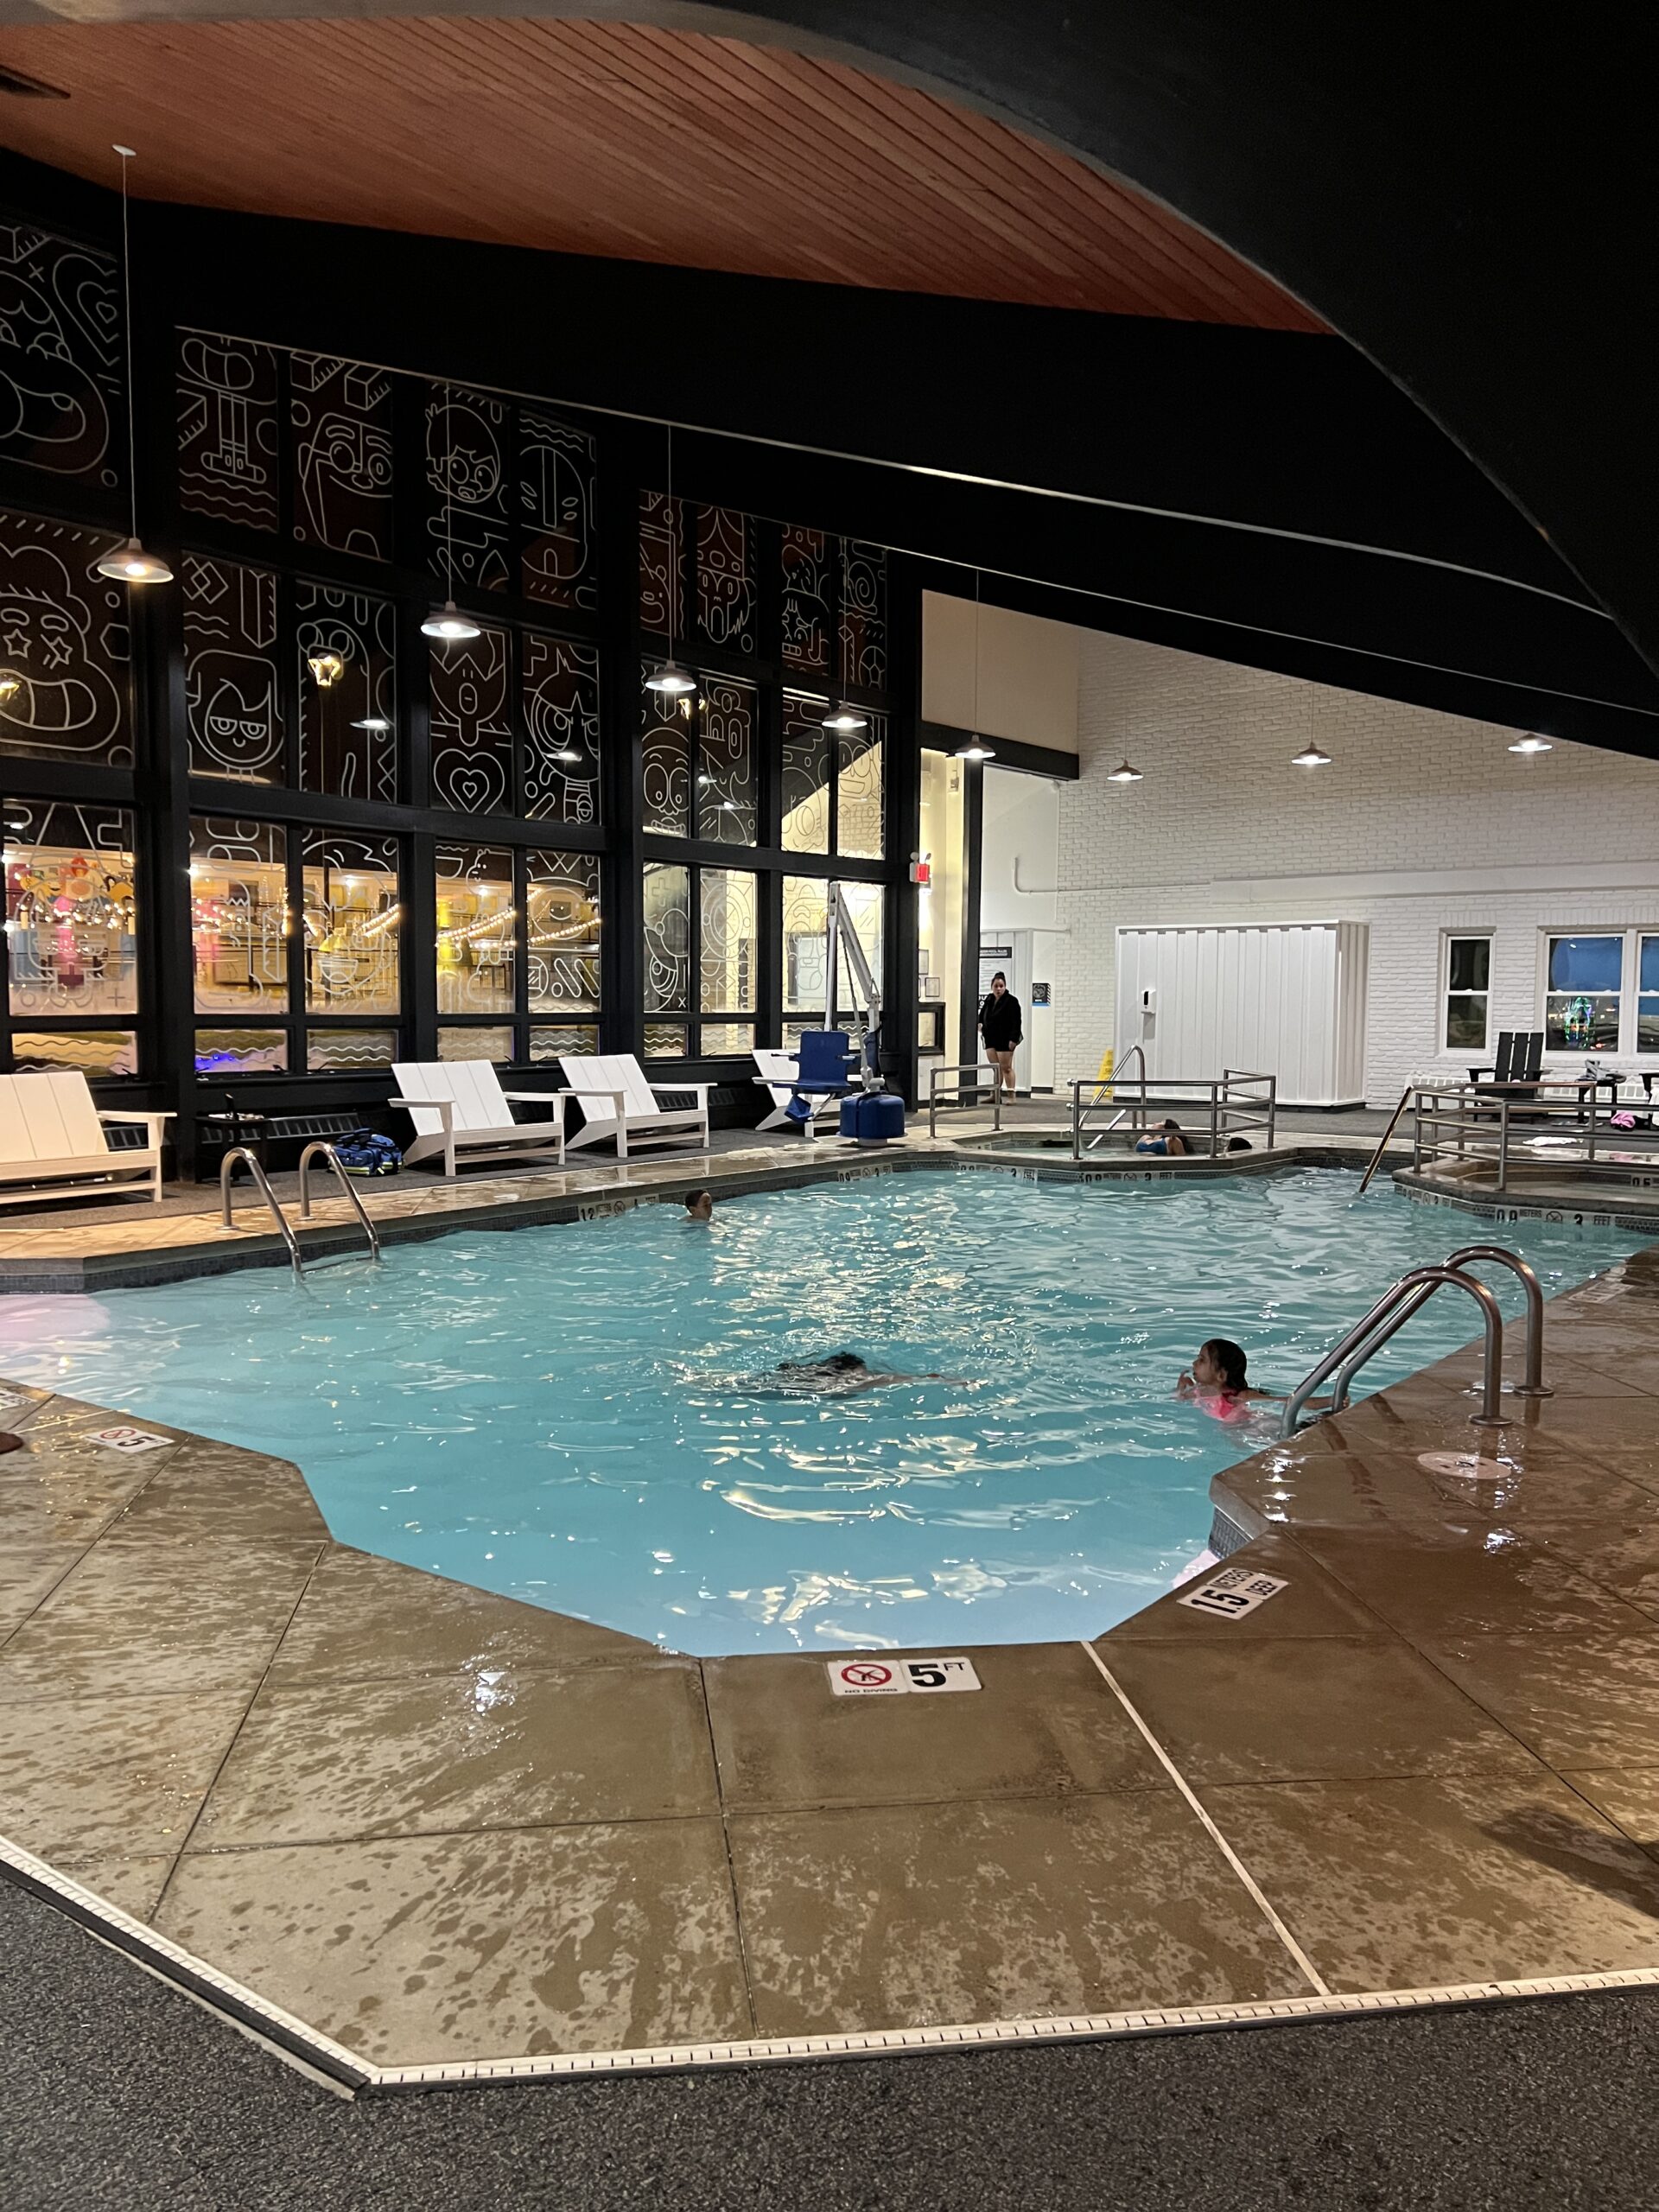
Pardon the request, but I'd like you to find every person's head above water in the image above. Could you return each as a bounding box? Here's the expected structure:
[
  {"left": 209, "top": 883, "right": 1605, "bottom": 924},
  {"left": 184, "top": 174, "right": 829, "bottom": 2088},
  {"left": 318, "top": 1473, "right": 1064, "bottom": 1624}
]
[
  {"left": 683, "top": 1190, "right": 714, "bottom": 1222},
  {"left": 1192, "top": 1338, "right": 1249, "bottom": 1394}
]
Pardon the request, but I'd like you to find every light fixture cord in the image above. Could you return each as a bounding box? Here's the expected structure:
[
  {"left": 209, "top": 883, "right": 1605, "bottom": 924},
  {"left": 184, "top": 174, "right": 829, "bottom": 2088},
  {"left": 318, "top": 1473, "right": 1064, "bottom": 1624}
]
[
  {"left": 973, "top": 567, "right": 982, "bottom": 737},
  {"left": 665, "top": 423, "right": 677, "bottom": 662},
  {"left": 444, "top": 384, "right": 455, "bottom": 597},
  {"left": 117, "top": 148, "right": 138, "bottom": 540}
]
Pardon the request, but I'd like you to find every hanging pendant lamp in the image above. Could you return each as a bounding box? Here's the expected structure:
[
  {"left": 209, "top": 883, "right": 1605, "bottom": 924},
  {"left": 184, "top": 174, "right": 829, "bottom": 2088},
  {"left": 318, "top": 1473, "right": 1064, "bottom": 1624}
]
[
  {"left": 645, "top": 425, "right": 696, "bottom": 696},
  {"left": 952, "top": 569, "right": 995, "bottom": 762},
  {"left": 95, "top": 148, "right": 173, "bottom": 587},
  {"left": 822, "top": 535, "right": 868, "bottom": 732},
  {"left": 422, "top": 385, "right": 480, "bottom": 642},
  {"left": 1106, "top": 760, "right": 1143, "bottom": 784}
]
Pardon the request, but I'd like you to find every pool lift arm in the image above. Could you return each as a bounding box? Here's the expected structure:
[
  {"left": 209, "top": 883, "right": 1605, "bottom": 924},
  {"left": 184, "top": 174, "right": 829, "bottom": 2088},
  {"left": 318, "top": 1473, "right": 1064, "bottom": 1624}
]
[{"left": 824, "top": 883, "right": 884, "bottom": 1093}]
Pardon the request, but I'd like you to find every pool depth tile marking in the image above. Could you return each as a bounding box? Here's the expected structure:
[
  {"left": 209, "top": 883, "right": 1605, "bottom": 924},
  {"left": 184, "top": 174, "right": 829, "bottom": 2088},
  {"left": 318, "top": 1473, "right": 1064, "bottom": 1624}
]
[{"left": 1078, "top": 1639, "right": 1332, "bottom": 1998}]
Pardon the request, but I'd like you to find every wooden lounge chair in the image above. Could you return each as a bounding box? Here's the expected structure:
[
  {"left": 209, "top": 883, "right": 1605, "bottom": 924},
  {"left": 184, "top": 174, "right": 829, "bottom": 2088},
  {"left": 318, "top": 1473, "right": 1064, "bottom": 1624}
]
[
  {"left": 390, "top": 1061, "right": 566, "bottom": 1178},
  {"left": 558, "top": 1054, "right": 712, "bottom": 1158},
  {"left": 752, "top": 1046, "right": 844, "bottom": 1133},
  {"left": 0, "top": 1071, "right": 171, "bottom": 1208}
]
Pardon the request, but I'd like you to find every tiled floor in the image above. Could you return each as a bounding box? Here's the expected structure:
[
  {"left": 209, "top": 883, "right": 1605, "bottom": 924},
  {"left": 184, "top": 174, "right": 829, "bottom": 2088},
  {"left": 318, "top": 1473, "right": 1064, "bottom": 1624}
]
[{"left": 9, "top": 1162, "right": 1659, "bottom": 2069}]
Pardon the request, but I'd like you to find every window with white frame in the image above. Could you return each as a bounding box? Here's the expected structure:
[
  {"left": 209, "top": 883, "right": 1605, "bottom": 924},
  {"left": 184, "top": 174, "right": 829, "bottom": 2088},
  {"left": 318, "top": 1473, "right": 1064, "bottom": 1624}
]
[
  {"left": 1544, "top": 933, "right": 1624, "bottom": 1053},
  {"left": 1442, "top": 934, "right": 1491, "bottom": 1053},
  {"left": 1639, "top": 937, "right": 1659, "bottom": 1055}
]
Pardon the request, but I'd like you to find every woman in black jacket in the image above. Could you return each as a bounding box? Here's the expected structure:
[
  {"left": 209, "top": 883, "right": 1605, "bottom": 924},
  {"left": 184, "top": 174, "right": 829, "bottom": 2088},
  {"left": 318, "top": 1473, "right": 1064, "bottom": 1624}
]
[{"left": 978, "top": 970, "right": 1023, "bottom": 1102}]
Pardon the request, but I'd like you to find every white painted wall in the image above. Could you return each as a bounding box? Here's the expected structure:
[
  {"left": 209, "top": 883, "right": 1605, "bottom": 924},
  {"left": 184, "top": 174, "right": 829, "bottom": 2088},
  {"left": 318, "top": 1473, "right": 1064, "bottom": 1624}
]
[
  {"left": 980, "top": 765, "right": 1061, "bottom": 932},
  {"left": 923, "top": 593, "right": 1080, "bottom": 752},
  {"left": 1047, "top": 631, "right": 1659, "bottom": 1103}
]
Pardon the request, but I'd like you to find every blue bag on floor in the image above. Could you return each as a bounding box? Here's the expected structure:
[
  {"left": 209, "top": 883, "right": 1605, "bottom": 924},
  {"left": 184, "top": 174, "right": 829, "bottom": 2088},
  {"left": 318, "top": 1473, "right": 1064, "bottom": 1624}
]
[{"left": 334, "top": 1129, "right": 402, "bottom": 1177}]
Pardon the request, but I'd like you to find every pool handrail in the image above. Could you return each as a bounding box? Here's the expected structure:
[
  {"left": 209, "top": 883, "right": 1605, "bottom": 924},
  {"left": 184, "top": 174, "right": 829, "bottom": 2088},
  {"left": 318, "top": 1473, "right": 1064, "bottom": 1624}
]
[
  {"left": 1080, "top": 1044, "right": 1148, "bottom": 1154},
  {"left": 1283, "top": 1260, "right": 1507, "bottom": 1434},
  {"left": 1070, "top": 1069, "right": 1276, "bottom": 1161},
  {"left": 297, "top": 1140, "right": 382, "bottom": 1262},
  {"left": 928, "top": 1062, "right": 1002, "bottom": 1137},
  {"left": 219, "top": 1146, "right": 302, "bottom": 1274}
]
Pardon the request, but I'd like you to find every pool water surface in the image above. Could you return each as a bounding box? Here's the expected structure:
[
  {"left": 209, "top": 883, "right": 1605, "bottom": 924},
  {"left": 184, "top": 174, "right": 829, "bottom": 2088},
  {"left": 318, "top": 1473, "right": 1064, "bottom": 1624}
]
[{"left": 0, "top": 1168, "right": 1643, "bottom": 1652}]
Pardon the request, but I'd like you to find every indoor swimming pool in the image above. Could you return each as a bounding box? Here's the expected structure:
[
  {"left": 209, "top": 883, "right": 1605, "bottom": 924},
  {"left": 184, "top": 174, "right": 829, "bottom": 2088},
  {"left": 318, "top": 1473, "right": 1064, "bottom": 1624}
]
[{"left": 0, "top": 1167, "right": 1643, "bottom": 1652}]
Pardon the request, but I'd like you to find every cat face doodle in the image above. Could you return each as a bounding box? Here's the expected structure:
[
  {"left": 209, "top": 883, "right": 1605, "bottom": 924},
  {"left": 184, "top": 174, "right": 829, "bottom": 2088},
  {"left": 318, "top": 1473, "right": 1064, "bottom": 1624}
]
[
  {"left": 192, "top": 647, "right": 281, "bottom": 777},
  {"left": 0, "top": 537, "right": 125, "bottom": 757}
]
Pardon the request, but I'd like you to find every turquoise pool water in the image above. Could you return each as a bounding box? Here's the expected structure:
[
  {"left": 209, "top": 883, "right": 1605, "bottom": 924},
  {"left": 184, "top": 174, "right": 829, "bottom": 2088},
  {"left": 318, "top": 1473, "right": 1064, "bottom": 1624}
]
[{"left": 0, "top": 1168, "right": 1643, "bottom": 1653}]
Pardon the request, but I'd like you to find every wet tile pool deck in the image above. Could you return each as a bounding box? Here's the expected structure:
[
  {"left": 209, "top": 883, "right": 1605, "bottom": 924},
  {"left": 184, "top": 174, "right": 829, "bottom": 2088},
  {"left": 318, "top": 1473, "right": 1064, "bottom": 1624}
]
[{"left": 5, "top": 1130, "right": 1659, "bottom": 2072}]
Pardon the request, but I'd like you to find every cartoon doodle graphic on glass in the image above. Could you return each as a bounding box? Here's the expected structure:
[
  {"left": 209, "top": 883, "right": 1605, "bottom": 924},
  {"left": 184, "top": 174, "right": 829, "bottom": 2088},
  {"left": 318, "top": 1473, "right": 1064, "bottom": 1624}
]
[
  {"left": 526, "top": 848, "right": 600, "bottom": 1016},
  {"left": 435, "top": 842, "right": 515, "bottom": 1014},
  {"left": 523, "top": 634, "right": 599, "bottom": 825},
  {"left": 699, "top": 868, "right": 758, "bottom": 1015},
  {"left": 642, "top": 861, "right": 690, "bottom": 1014},
  {"left": 189, "top": 817, "right": 288, "bottom": 1014},
  {"left": 0, "top": 509, "right": 131, "bottom": 766},
  {"left": 182, "top": 554, "right": 283, "bottom": 782},
  {"left": 696, "top": 677, "right": 756, "bottom": 843},
  {"left": 296, "top": 582, "right": 396, "bottom": 802},
  {"left": 426, "top": 383, "right": 509, "bottom": 594},
  {"left": 839, "top": 539, "right": 887, "bottom": 693},
  {"left": 639, "top": 489, "right": 681, "bottom": 639},
  {"left": 696, "top": 505, "right": 755, "bottom": 654},
  {"left": 302, "top": 826, "right": 399, "bottom": 1015},
  {"left": 177, "top": 331, "right": 280, "bottom": 531},
  {"left": 3, "top": 798, "right": 137, "bottom": 1018},
  {"left": 780, "top": 691, "right": 831, "bottom": 855},
  {"left": 0, "top": 224, "right": 121, "bottom": 486},
  {"left": 521, "top": 406, "right": 596, "bottom": 610},
  {"left": 641, "top": 658, "right": 690, "bottom": 836},
  {"left": 836, "top": 713, "right": 885, "bottom": 860},
  {"left": 780, "top": 524, "right": 829, "bottom": 672},
  {"left": 429, "top": 621, "right": 512, "bottom": 816},
  {"left": 292, "top": 354, "right": 394, "bottom": 560}
]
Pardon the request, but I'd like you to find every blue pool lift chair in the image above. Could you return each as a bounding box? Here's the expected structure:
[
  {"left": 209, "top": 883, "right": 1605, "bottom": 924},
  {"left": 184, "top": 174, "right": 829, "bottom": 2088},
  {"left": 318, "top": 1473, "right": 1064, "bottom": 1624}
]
[{"left": 782, "top": 1028, "right": 860, "bottom": 1135}]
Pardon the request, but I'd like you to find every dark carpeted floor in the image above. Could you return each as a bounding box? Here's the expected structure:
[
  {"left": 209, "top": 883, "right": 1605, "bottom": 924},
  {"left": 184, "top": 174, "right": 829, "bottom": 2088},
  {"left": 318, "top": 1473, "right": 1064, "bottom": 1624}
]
[{"left": 4, "top": 1881, "right": 1656, "bottom": 2212}]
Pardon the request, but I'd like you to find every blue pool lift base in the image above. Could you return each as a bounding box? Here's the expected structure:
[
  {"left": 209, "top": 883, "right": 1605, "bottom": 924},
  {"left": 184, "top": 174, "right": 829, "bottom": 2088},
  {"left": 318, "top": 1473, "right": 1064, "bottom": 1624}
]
[{"left": 839, "top": 1092, "right": 906, "bottom": 1143}]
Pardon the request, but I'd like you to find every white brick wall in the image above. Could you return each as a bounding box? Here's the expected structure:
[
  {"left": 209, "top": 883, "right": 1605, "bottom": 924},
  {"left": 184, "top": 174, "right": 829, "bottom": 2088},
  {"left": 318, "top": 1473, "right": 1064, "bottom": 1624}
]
[{"left": 1049, "top": 632, "right": 1659, "bottom": 1103}]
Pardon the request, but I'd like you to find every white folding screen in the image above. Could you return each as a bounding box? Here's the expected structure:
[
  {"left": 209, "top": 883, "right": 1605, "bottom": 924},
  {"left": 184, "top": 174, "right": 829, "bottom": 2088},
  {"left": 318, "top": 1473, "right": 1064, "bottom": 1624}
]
[{"left": 1114, "top": 920, "right": 1369, "bottom": 1106}]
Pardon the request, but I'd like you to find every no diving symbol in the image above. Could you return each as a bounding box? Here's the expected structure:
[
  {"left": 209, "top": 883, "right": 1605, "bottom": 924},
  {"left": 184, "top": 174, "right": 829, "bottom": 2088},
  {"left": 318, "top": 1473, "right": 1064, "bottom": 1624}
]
[{"left": 841, "top": 1662, "right": 893, "bottom": 1688}]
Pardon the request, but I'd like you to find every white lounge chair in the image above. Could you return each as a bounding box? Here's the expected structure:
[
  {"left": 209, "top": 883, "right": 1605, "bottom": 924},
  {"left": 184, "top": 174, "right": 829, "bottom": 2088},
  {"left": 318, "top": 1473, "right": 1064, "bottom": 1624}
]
[
  {"left": 752, "top": 1047, "right": 843, "bottom": 1133},
  {"left": 390, "top": 1061, "right": 567, "bottom": 1178},
  {"left": 0, "top": 1071, "right": 171, "bottom": 1208},
  {"left": 558, "top": 1055, "right": 711, "bottom": 1159}
]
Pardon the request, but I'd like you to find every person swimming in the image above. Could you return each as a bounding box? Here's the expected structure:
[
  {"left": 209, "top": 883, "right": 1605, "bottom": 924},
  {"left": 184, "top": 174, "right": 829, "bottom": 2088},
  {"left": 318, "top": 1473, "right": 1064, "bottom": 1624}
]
[
  {"left": 751, "top": 1352, "right": 961, "bottom": 1396},
  {"left": 683, "top": 1190, "right": 715, "bottom": 1224}
]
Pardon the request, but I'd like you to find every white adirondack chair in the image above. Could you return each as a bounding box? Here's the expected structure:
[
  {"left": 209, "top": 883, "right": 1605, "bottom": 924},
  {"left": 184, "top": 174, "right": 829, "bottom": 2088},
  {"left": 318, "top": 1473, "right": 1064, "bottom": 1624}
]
[
  {"left": 0, "top": 1071, "right": 171, "bottom": 1208},
  {"left": 390, "top": 1061, "right": 567, "bottom": 1178},
  {"left": 752, "top": 1047, "right": 843, "bottom": 1133},
  {"left": 558, "top": 1055, "right": 711, "bottom": 1158}
]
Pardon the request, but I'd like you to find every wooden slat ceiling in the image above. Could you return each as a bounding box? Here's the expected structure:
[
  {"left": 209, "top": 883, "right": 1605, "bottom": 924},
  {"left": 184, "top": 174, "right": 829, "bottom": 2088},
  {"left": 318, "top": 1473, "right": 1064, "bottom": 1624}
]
[{"left": 0, "top": 17, "right": 1322, "bottom": 327}]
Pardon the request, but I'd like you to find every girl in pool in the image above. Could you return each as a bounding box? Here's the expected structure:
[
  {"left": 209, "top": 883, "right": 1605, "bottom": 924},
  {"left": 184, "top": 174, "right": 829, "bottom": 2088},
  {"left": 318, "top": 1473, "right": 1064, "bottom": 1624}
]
[{"left": 1176, "top": 1338, "right": 1274, "bottom": 1417}]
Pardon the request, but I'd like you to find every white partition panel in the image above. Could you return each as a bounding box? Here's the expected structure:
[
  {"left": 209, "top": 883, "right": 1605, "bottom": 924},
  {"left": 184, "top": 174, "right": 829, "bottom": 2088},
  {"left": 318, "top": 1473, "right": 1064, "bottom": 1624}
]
[{"left": 1115, "top": 921, "right": 1369, "bottom": 1106}]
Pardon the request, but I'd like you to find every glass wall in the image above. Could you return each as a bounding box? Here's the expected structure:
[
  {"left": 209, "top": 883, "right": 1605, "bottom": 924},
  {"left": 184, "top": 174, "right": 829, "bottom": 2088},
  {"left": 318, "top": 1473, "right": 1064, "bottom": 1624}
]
[{"left": 0, "top": 221, "right": 909, "bottom": 1117}]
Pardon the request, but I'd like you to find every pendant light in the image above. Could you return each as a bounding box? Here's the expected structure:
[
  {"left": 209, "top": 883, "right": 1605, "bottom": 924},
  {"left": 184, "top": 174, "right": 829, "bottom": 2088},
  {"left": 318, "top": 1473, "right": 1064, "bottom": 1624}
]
[
  {"left": 1106, "top": 760, "right": 1143, "bottom": 784},
  {"left": 1291, "top": 697, "right": 1331, "bottom": 767},
  {"left": 95, "top": 148, "right": 173, "bottom": 587},
  {"left": 645, "top": 425, "right": 696, "bottom": 696},
  {"left": 1508, "top": 732, "right": 1554, "bottom": 755},
  {"left": 952, "top": 569, "right": 995, "bottom": 763},
  {"left": 421, "top": 384, "right": 480, "bottom": 642},
  {"left": 822, "top": 535, "right": 868, "bottom": 733}
]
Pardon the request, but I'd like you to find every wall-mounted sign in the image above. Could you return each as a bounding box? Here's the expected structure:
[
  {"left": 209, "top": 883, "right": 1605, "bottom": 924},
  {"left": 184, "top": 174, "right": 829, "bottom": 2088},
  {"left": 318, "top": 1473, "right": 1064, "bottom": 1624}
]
[{"left": 1032, "top": 982, "right": 1051, "bottom": 1007}]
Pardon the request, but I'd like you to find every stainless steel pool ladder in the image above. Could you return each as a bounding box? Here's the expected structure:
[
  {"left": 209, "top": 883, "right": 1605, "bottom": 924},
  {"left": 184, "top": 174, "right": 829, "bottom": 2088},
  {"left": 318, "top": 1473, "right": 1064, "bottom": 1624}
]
[
  {"left": 219, "top": 1142, "right": 381, "bottom": 1272},
  {"left": 1081, "top": 1043, "right": 1148, "bottom": 1154},
  {"left": 219, "top": 1147, "right": 303, "bottom": 1274},
  {"left": 298, "top": 1141, "right": 382, "bottom": 1262},
  {"left": 1281, "top": 1243, "right": 1551, "bottom": 1436}
]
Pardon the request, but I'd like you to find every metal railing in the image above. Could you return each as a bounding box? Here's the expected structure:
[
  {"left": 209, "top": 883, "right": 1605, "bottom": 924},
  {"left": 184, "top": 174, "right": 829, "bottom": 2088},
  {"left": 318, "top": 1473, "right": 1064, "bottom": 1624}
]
[
  {"left": 1070, "top": 1070, "right": 1276, "bottom": 1161},
  {"left": 1283, "top": 1240, "right": 1548, "bottom": 1435},
  {"left": 928, "top": 1062, "right": 1003, "bottom": 1137},
  {"left": 1357, "top": 1083, "right": 1415, "bottom": 1194},
  {"left": 298, "top": 1141, "right": 382, "bottom": 1262},
  {"left": 1410, "top": 1076, "right": 1628, "bottom": 1193},
  {"left": 219, "top": 1147, "right": 302, "bottom": 1274},
  {"left": 1079, "top": 1045, "right": 1148, "bottom": 1152}
]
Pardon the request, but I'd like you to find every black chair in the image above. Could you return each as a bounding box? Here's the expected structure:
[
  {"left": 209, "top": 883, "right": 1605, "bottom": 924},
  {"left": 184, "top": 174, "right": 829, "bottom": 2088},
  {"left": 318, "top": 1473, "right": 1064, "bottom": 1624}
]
[{"left": 1467, "top": 1029, "right": 1545, "bottom": 1118}]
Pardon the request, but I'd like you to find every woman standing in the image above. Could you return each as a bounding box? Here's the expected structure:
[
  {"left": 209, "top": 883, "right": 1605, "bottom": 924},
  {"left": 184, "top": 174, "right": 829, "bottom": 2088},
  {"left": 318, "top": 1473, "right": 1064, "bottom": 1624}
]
[{"left": 978, "top": 969, "right": 1023, "bottom": 1103}]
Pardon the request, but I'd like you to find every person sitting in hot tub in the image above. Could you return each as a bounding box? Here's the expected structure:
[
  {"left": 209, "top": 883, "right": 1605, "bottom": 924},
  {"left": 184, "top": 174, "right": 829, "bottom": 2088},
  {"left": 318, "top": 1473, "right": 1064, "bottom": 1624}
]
[{"left": 1136, "top": 1118, "right": 1191, "bottom": 1156}]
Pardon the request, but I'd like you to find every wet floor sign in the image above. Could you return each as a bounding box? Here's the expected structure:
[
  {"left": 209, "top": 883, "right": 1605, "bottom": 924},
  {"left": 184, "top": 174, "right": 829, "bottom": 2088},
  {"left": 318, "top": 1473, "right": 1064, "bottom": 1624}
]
[{"left": 827, "top": 1656, "right": 982, "bottom": 1696}]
